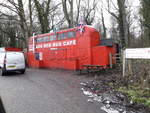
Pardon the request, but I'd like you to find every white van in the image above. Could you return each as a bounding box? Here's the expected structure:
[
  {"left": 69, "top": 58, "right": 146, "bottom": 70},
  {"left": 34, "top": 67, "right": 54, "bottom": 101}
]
[{"left": 0, "top": 52, "right": 26, "bottom": 76}]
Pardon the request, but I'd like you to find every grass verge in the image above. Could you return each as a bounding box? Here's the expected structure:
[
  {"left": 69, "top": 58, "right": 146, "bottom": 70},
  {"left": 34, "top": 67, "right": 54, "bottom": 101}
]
[{"left": 118, "top": 86, "right": 150, "bottom": 107}]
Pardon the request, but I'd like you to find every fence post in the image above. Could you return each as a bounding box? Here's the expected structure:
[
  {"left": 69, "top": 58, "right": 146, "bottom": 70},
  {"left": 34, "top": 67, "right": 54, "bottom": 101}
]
[
  {"left": 122, "top": 50, "right": 126, "bottom": 77},
  {"left": 109, "top": 53, "right": 112, "bottom": 68}
]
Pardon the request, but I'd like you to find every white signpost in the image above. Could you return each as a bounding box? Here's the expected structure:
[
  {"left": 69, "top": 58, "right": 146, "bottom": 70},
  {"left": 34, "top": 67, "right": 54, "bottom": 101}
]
[
  {"left": 32, "top": 33, "right": 35, "bottom": 53},
  {"left": 123, "top": 48, "right": 150, "bottom": 77}
]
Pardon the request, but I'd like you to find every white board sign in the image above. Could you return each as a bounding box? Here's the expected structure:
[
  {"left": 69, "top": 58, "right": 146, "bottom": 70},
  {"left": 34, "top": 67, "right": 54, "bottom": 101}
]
[
  {"left": 123, "top": 48, "right": 150, "bottom": 77},
  {"left": 125, "top": 48, "right": 150, "bottom": 59}
]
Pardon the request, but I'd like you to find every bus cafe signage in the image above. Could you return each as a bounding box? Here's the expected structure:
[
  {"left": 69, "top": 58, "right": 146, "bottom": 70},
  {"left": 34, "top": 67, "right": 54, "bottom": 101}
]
[
  {"left": 36, "top": 39, "right": 76, "bottom": 49},
  {"left": 29, "top": 39, "right": 76, "bottom": 51}
]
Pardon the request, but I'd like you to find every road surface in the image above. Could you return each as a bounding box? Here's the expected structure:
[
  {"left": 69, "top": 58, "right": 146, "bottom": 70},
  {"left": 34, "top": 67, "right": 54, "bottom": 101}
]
[{"left": 0, "top": 68, "right": 105, "bottom": 113}]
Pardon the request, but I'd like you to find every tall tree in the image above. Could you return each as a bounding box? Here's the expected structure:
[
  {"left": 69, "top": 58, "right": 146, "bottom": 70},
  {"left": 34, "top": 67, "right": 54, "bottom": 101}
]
[
  {"left": 62, "top": 0, "right": 74, "bottom": 28},
  {"left": 101, "top": 8, "right": 107, "bottom": 39},
  {"left": 17, "top": 0, "right": 29, "bottom": 46},
  {"left": 107, "top": 0, "right": 128, "bottom": 48},
  {"left": 0, "top": 15, "right": 22, "bottom": 47},
  {"left": 34, "top": 0, "right": 51, "bottom": 33},
  {"left": 28, "top": 0, "right": 33, "bottom": 35},
  {"left": 75, "top": 0, "right": 81, "bottom": 25},
  {"left": 0, "top": 0, "right": 31, "bottom": 48},
  {"left": 61, "top": 0, "right": 98, "bottom": 28},
  {"left": 140, "top": 0, "right": 150, "bottom": 47},
  {"left": 81, "top": 0, "right": 97, "bottom": 25}
]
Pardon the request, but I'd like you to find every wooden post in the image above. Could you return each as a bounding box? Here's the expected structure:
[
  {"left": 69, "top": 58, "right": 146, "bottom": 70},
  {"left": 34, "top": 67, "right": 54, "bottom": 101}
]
[
  {"left": 128, "top": 60, "right": 133, "bottom": 76},
  {"left": 123, "top": 50, "right": 126, "bottom": 77},
  {"left": 109, "top": 53, "right": 112, "bottom": 68}
]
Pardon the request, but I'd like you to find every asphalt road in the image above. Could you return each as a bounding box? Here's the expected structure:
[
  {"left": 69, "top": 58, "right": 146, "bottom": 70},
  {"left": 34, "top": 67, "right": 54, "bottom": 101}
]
[{"left": 0, "top": 68, "right": 105, "bottom": 113}]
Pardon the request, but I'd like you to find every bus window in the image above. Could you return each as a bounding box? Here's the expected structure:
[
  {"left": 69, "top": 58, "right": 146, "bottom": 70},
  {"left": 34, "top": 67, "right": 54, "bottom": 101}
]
[
  {"left": 67, "top": 31, "right": 76, "bottom": 38},
  {"left": 36, "top": 38, "right": 39, "bottom": 43},
  {"left": 58, "top": 33, "right": 66, "bottom": 40},
  {"left": 50, "top": 35, "right": 56, "bottom": 41},
  {"left": 37, "top": 37, "right": 43, "bottom": 43},
  {"left": 43, "top": 36, "right": 49, "bottom": 42},
  {"left": 35, "top": 38, "right": 37, "bottom": 43}
]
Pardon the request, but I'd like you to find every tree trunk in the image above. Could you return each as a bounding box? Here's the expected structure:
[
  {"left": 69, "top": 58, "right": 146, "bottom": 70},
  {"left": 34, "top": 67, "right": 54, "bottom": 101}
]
[
  {"left": 101, "top": 8, "right": 107, "bottom": 39},
  {"left": 34, "top": 0, "right": 51, "bottom": 33},
  {"left": 62, "top": 0, "right": 74, "bottom": 28},
  {"left": 107, "top": 0, "right": 128, "bottom": 48},
  {"left": 117, "top": 0, "right": 128, "bottom": 48},
  {"left": 18, "top": 0, "right": 29, "bottom": 48},
  {"left": 28, "top": 0, "right": 33, "bottom": 36},
  {"left": 76, "top": 0, "right": 81, "bottom": 25}
]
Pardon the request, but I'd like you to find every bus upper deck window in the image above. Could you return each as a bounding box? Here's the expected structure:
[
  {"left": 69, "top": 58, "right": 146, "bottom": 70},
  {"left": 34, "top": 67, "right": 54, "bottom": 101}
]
[
  {"left": 50, "top": 35, "right": 56, "bottom": 41},
  {"left": 43, "top": 36, "right": 49, "bottom": 42},
  {"left": 68, "top": 31, "right": 76, "bottom": 38},
  {"left": 58, "top": 33, "right": 66, "bottom": 40},
  {"left": 38, "top": 38, "right": 43, "bottom": 43}
]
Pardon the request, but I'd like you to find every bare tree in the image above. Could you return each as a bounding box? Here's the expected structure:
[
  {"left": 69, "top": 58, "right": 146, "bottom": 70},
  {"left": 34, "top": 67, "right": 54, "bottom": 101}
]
[
  {"left": 81, "top": 0, "right": 98, "bottom": 25},
  {"left": 17, "top": 0, "right": 29, "bottom": 45},
  {"left": 101, "top": 8, "right": 107, "bottom": 39},
  {"left": 61, "top": 0, "right": 98, "bottom": 28},
  {"left": 34, "top": 0, "right": 51, "bottom": 33},
  {"left": 0, "top": 14, "right": 24, "bottom": 47},
  {"left": 75, "top": 0, "right": 81, "bottom": 25},
  {"left": 28, "top": 0, "right": 33, "bottom": 35},
  {"left": 106, "top": 0, "right": 128, "bottom": 48},
  {"left": 62, "top": 0, "right": 74, "bottom": 28},
  {"left": 0, "top": 0, "right": 31, "bottom": 48},
  {"left": 0, "top": 0, "right": 63, "bottom": 47},
  {"left": 48, "top": 1, "right": 64, "bottom": 30},
  {"left": 109, "top": 15, "right": 120, "bottom": 42},
  {"left": 33, "top": 0, "right": 63, "bottom": 33},
  {"left": 140, "top": 0, "right": 150, "bottom": 47}
]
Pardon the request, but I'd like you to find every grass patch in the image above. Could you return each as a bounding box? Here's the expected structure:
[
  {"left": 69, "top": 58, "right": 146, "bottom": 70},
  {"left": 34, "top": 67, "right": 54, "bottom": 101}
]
[{"left": 118, "top": 86, "right": 150, "bottom": 107}]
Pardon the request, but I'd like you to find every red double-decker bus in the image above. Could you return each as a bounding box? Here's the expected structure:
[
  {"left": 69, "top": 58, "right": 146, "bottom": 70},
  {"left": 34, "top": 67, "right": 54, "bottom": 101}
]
[{"left": 27, "top": 25, "right": 116, "bottom": 70}]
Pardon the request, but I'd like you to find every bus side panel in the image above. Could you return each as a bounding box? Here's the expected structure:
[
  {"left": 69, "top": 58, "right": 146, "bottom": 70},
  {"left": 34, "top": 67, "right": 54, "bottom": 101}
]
[
  {"left": 92, "top": 46, "right": 116, "bottom": 66},
  {"left": 77, "top": 36, "right": 92, "bottom": 69},
  {"left": 27, "top": 52, "right": 40, "bottom": 68},
  {"left": 27, "top": 26, "right": 116, "bottom": 70},
  {"left": 92, "top": 46, "right": 108, "bottom": 66},
  {"left": 90, "top": 31, "right": 101, "bottom": 46},
  {"left": 76, "top": 28, "right": 101, "bottom": 69},
  {"left": 63, "top": 59, "right": 78, "bottom": 70},
  {"left": 41, "top": 47, "right": 78, "bottom": 70}
]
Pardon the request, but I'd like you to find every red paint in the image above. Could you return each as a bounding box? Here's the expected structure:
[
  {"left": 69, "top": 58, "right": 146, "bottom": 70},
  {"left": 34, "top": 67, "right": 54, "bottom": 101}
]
[
  {"left": 1, "top": 47, "right": 22, "bottom": 52},
  {"left": 27, "top": 25, "right": 116, "bottom": 70}
]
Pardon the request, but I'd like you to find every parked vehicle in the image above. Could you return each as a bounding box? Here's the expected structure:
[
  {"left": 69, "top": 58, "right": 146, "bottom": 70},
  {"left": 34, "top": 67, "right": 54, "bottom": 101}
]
[
  {"left": 27, "top": 25, "right": 117, "bottom": 70},
  {"left": 0, "top": 52, "right": 26, "bottom": 76}
]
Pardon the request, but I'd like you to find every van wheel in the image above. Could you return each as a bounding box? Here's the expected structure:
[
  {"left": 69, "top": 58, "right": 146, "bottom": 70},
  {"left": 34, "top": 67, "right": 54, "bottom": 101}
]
[{"left": 20, "top": 69, "right": 25, "bottom": 74}]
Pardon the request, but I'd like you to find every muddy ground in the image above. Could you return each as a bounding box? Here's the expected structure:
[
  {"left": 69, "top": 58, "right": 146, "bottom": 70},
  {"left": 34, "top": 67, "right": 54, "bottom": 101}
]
[{"left": 79, "top": 67, "right": 150, "bottom": 113}]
